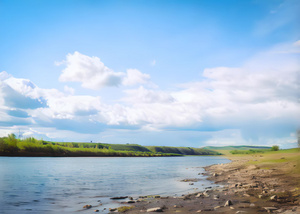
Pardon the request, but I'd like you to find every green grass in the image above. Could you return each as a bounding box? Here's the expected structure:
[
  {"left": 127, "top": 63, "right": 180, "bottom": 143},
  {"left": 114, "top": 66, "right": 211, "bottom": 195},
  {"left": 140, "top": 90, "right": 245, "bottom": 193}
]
[
  {"left": 202, "top": 145, "right": 272, "bottom": 150},
  {"left": 0, "top": 134, "right": 178, "bottom": 157},
  {"left": 0, "top": 134, "right": 220, "bottom": 157},
  {"left": 103, "top": 143, "right": 151, "bottom": 152},
  {"left": 117, "top": 206, "right": 134, "bottom": 212},
  {"left": 229, "top": 149, "right": 270, "bottom": 154},
  {"left": 230, "top": 148, "right": 300, "bottom": 177},
  {"left": 146, "top": 146, "right": 221, "bottom": 155}
]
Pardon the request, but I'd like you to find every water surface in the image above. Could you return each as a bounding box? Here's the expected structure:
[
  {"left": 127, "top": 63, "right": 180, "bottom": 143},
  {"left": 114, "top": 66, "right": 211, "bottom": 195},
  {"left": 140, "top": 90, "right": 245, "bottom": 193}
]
[{"left": 0, "top": 156, "right": 230, "bottom": 213}]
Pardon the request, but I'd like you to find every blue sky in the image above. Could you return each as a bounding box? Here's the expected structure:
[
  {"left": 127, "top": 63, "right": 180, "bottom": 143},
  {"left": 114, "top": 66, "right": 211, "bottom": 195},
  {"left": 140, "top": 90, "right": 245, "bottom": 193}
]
[{"left": 0, "top": 0, "right": 299, "bottom": 148}]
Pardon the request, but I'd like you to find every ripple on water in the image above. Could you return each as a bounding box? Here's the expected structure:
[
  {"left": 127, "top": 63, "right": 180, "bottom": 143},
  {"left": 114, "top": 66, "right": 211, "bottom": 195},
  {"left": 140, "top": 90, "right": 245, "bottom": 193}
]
[{"left": 0, "top": 156, "right": 230, "bottom": 213}]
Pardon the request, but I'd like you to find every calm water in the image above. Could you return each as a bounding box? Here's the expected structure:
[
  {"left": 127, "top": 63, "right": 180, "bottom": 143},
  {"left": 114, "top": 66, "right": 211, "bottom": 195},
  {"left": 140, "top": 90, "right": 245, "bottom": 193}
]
[{"left": 0, "top": 156, "right": 230, "bottom": 214}]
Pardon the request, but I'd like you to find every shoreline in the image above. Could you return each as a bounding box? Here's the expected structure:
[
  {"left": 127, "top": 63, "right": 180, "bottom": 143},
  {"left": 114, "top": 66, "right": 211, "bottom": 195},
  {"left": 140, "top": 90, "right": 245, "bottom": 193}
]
[
  {"left": 0, "top": 152, "right": 181, "bottom": 157},
  {"left": 111, "top": 152, "right": 300, "bottom": 213}
]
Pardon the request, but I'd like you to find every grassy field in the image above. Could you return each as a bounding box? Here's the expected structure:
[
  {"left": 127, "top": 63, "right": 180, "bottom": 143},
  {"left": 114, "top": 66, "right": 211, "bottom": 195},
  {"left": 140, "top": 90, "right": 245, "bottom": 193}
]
[
  {"left": 146, "top": 146, "right": 221, "bottom": 155},
  {"left": 202, "top": 145, "right": 272, "bottom": 150},
  {"left": 220, "top": 148, "right": 300, "bottom": 188},
  {"left": 209, "top": 146, "right": 300, "bottom": 177},
  {"left": 246, "top": 148, "right": 300, "bottom": 173}
]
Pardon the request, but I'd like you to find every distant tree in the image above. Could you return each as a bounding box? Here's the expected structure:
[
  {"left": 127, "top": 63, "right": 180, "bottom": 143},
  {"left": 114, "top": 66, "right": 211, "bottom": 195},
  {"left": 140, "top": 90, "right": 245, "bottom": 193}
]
[
  {"left": 1, "top": 133, "right": 19, "bottom": 153},
  {"left": 271, "top": 145, "right": 279, "bottom": 151},
  {"left": 8, "top": 133, "right": 17, "bottom": 141}
]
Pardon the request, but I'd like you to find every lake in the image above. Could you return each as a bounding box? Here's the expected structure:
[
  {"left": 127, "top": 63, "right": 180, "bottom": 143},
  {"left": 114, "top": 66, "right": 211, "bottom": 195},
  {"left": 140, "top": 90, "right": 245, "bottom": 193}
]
[{"left": 0, "top": 156, "right": 230, "bottom": 213}]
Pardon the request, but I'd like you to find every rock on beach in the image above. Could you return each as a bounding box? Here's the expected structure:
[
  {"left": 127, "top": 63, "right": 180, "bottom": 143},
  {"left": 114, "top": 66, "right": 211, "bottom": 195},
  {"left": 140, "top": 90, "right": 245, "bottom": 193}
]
[{"left": 146, "top": 207, "right": 163, "bottom": 212}]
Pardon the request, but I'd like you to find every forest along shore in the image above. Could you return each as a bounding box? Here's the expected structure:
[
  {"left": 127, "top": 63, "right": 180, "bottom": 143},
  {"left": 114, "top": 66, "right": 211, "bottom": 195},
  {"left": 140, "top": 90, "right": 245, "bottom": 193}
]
[
  {"left": 0, "top": 134, "right": 221, "bottom": 157},
  {"left": 109, "top": 149, "right": 300, "bottom": 213}
]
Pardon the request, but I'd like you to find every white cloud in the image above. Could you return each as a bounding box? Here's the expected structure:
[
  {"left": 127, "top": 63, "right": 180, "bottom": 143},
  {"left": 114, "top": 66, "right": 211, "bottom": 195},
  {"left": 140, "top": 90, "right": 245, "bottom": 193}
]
[
  {"left": 4, "top": 77, "right": 38, "bottom": 98},
  {"left": 58, "top": 51, "right": 123, "bottom": 89},
  {"left": 122, "top": 69, "right": 150, "bottom": 86},
  {"left": 123, "top": 86, "right": 174, "bottom": 104},
  {"left": 44, "top": 95, "right": 102, "bottom": 119},
  {"left": 58, "top": 52, "right": 152, "bottom": 89},
  {"left": 0, "top": 72, "right": 105, "bottom": 126},
  {"left": 0, "top": 71, "right": 11, "bottom": 80},
  {"left": 64, "top": 85, "right": 75, "bottom": 95}
]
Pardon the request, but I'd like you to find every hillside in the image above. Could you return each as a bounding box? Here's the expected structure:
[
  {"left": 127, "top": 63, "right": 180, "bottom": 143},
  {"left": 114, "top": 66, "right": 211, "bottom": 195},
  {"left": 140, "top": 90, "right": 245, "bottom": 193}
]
[
  {"left": 0, "top": 134, "right": 220, "bottom": 157},
  {"left": 146, "top": 146, "right": 221, "bottom": 155},
  {"left": 202, "top": 145, "right": 271, "bottom": 150},
  {"left": 102, "top": 143, "right": 152, "bottom": 152}
]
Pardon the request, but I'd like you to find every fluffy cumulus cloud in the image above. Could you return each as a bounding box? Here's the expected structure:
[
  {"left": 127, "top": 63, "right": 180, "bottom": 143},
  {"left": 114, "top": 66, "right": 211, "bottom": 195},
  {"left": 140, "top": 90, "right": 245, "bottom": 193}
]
[
  {"left": 123, "top": 86, "right": 174, "bottom": 104},
  {"left": 0, "top": 71, "right": 106, "bottom": 133},
  {"left": 58, "top": 52, "right": 151, "bottom": 89},
  {"left": 123, "top": 69, "right": 150, "bottom": 86},
  {"left": 1, "top": 41, "right": 299, "bottom": 147},
  {"left": 58, "top": 51, "right": 123, "bottom": 89}
]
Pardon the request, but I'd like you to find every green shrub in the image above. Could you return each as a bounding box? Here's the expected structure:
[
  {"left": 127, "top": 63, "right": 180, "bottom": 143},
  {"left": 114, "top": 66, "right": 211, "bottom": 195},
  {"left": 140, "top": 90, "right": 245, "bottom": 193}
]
[
  {"left": 117, "top": 206, "right": 134, "bottom": 212},
  {"left": 0, "top": 134, "right": 217, "bottom": 157},
  {"left": 271, "top": 145, "right": 279, "bottom": 151}
]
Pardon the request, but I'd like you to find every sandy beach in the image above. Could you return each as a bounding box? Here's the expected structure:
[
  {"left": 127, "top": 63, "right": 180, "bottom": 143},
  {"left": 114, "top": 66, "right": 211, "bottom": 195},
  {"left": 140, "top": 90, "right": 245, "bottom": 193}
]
[{"left": 110, "top": 150, "right": 300, "bottom": 213}]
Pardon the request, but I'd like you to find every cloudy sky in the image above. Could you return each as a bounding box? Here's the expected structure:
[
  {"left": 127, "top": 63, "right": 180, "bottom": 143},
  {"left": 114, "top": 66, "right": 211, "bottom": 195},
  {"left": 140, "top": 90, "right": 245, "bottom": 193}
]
[{"left": 0, "top": 0, "right": 299, "bottom": 148}]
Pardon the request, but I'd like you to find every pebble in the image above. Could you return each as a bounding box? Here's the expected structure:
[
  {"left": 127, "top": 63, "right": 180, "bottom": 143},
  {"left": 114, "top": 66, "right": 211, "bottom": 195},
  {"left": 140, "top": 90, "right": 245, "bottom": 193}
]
[
  {"left": 83, "top": 205, "right": 92, "bottom": 209},
  {"left": 225, "top": 200, "right": 233, "bottom": 206},
  {"left": 263, "top": 207, "right": 278, "bottom": 211},
  {"left": 146, "top": 207, "right": 163, "bottom": 212},
  {"left": 213, "top": 195, "right": 220, "bottom": 200}
]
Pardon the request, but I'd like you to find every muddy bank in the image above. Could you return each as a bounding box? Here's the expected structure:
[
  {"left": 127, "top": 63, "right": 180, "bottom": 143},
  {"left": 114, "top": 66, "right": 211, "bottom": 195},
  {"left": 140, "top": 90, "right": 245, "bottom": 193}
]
[{"left": 109, "top": 155, "right": 300, "bottom": 213}]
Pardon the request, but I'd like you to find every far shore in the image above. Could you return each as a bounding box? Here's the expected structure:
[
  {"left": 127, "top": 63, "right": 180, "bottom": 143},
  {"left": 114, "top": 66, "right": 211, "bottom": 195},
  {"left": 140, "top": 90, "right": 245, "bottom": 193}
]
[
  {"left": 106, "top": 148, "right": 300, "bottom": 213},
  {"left": 0, "top": 152, "right": 180, "bottom": 157}
]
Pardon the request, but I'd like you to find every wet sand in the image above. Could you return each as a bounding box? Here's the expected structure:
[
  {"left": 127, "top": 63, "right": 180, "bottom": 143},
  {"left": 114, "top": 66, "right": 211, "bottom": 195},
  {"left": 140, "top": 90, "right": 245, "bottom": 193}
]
[{"left": 110, "top": 152, "right": 300, "bottom": 213}]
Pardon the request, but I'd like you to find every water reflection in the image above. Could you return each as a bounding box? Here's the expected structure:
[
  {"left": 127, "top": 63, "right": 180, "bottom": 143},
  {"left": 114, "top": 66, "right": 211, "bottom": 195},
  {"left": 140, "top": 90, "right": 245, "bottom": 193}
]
[{"left": 0, "top": 156, "right": 230, "bottom": 213}]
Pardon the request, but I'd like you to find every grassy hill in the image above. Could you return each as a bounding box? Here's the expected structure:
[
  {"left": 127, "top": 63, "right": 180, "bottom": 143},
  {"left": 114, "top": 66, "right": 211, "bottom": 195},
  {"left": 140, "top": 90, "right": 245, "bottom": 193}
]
[
  {"left": 0, "top": 134, "right": 220, "bottom": 157},
  {"left": 146, "top": 146, "right": 221, "bottom": 155},
  {"left": 202, "top": 145, "right": 271, "bottom": 150},
  {"left": 103, "top": 143, "right": 152, "bottom": 152}
]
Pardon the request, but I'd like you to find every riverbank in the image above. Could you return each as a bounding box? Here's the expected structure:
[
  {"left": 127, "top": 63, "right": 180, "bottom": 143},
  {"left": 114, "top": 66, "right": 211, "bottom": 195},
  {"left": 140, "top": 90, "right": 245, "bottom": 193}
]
[
  {"left": 111, "top": 148, "right": 300, "bottom": 213},
  {"left": 0, "top": 135, "right": 220, "bottom": 157}
]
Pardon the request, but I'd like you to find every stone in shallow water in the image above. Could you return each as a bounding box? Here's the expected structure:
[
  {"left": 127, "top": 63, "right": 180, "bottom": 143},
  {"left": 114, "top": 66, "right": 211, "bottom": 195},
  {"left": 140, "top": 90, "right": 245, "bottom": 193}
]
[
  {"left": 83, "top": 205, "right": 92, "bottom": 209},
  {"left": 110, "top": 196, "right": 128, "bottom": 200}
]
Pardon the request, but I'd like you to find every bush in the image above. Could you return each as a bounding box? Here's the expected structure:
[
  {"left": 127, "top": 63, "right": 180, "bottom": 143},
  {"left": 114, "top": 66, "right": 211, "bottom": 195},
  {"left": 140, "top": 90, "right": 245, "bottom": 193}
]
[
  {"left": 0, "top": 134, "right": 19, "bottom": 154},
  {"left": 271, "top": 145, "right": 279, "bottom": 151}
]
